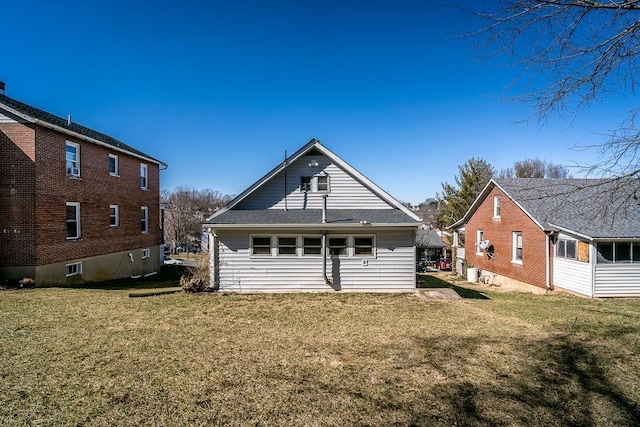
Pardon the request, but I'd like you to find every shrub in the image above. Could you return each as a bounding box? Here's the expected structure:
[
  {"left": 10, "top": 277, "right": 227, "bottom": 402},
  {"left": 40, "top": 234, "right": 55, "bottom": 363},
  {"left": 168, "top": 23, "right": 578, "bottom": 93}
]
[{"left": 180, "top": 256, "right": 211, "bottom": 292}]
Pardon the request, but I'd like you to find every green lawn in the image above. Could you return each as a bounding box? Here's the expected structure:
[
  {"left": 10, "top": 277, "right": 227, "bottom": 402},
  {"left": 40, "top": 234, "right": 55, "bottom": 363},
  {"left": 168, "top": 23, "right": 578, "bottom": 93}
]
[{"left": 1, "top": 273, "right": 639, "bottom": 426}]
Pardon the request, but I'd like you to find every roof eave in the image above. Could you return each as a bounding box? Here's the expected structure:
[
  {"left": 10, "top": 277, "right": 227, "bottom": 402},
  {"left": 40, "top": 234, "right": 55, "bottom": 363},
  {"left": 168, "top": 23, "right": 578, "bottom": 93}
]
[{"left": 0, "top": 103, "right": 166, "bottom": 167}]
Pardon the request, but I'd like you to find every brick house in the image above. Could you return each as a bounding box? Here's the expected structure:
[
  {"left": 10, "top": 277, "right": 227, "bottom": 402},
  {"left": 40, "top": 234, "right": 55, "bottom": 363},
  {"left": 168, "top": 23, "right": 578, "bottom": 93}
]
[
  {"left": 451, "top": 178, "right": 640, "bottom": 297},
  {"left": 0, "top": 84, "right": 166, "bottom": 286}
]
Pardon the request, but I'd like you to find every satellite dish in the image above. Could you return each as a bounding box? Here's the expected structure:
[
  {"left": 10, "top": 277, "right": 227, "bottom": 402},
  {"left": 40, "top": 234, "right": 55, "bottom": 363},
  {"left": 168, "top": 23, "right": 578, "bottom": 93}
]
[{"left": 477, "top": 240, "right": 490, "bottom": 250}]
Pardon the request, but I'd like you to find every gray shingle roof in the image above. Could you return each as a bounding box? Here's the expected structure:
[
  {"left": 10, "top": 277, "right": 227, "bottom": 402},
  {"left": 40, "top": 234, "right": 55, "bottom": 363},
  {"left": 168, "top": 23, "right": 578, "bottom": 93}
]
[
  {"left": 0, "top": 93, "right": 163, "bottom": 164},
  {"left": 206, "top": 209, "right": 419, "bottom": 225},
  {"left": 415, "top": 229, "right": 446, "bottom": 248},
  {"left": 495, "top": 178, "right": 640, "bottom": 239}
]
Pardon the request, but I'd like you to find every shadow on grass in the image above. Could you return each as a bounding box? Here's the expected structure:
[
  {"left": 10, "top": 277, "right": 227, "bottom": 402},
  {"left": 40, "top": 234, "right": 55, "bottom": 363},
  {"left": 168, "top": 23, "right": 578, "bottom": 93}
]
[
  {"left": 413, "top": 332, "right": 640, "bottom": 426},
  {"left": 66, "top": 265, "right": 185, "bottom": 290},
  {"left": 417, "top": 274, "right": 489, "bottom": 300}
]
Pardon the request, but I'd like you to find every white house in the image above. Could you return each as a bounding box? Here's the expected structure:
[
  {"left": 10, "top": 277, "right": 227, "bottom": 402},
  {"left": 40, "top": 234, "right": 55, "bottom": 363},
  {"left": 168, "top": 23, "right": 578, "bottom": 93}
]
[{"left": 202, "top": 139, "right": 421, "bottom": 292}]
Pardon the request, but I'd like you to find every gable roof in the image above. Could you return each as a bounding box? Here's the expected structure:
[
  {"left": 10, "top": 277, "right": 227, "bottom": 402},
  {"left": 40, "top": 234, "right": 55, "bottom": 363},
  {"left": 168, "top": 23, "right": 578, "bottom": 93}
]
[
  {"left": 0, "top": 93, "right": 165, "bottom": 166},
  {"left": 451, "top": 178, "right": 640, "bottom": 239},
  {"left": 206, "top": 139, "right": 421, "bottom": 225}
]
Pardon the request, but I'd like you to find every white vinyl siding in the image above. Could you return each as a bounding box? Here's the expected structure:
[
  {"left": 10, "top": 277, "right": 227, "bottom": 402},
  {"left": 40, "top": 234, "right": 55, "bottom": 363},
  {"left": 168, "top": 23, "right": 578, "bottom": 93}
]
[
  {"left": 594, "top": 264, "right": 640, "bottom": 297},
  {"left": 554, "top": 256, "right": 593, "bottom": 297},
  {"left": 213, "top": 230, "right": 415, "bottom": 293},
  {"left": 235, "top": 155, "right": 391, "bottom": 209}
]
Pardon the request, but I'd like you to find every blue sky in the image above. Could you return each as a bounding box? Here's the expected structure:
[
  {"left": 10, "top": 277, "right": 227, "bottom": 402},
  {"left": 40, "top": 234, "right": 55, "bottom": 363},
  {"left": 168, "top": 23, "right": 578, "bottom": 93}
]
[{"left": 1, "top": 0, "right": 625, "bottom": 204}]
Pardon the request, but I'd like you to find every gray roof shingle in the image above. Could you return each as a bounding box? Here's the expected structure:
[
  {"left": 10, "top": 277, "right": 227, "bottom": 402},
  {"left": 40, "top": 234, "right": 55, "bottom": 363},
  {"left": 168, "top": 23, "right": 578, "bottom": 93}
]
[
  {"left": 0, "top": 93, "right": 163, "bottom": 164},
  {"left": 415, "top": 229, "right": 446, "bottom": 248},
  {"left": 206, "top": 209, "right": 419, "bottom": 225},
  {"left": 495, "top": 178, "right": 640, "bottom": 239}
]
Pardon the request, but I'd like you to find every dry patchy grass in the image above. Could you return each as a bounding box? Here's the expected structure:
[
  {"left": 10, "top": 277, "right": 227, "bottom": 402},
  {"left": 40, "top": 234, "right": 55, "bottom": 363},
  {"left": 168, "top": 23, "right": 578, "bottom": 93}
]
[{"left": 1, "top": 280, "right": 639, "bottom": 426}]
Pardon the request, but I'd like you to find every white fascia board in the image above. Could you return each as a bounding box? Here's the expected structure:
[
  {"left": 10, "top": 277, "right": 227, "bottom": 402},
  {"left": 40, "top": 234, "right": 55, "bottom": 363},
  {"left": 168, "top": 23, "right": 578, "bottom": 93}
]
[
  {"left": 1, "top": 104, "right": 165, "bottom": 167},
  {"left": 547, "top": 223, "right": 593, "bottom": 241}
]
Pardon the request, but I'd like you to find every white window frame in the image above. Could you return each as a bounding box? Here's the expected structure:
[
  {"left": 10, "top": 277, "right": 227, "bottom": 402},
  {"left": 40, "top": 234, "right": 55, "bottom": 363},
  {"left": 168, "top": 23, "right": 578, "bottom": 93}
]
[
  {"left": 65, "top": 141, "right": 80, "bottom": 178},
  {"left": 555, "top": 238, "right": 577, "bottom": 260},
  {"left": 65, "top": 261, "right": 82, "bottom": 277},
  {"left": 476, "top": 229, "right": 484, "bottom": 255},
  {"left": 512, "top": 232, "right": 523, "bottom": 264},
  {"left": 353, "top": 235, "right": 375, "bottom": 257},
  {"left": 140, "top": 163, "right": 149, "bottom": 190},
  {"left": 109, "top": 205, "right": 119, "bottom": 228},
  {"left": 316, "top": 175, "right": 330, "bottom": 192},
  {"left": 302, "top": 235, "right": 322, "bottom": 256},
  {"left": 141, "top": 206, "right": 149, "bottom": 234},
  {"left": 328, "top": 236, "right": 348, "bottom": 256},
  {"left": 493, "top": 196, "right": 501, "bottom": 218},
  {"left": 141, "top": 248, "right": 150, "bottom": 259},
  {"left": 300, "top": 176, "right": 312, "bottom": 192},
  {"left": 66, "top": 202, "right": 81, "bottom": 240},
  {"left": 251, "top": 235, "right": 273, "bottom": 257},
  {"left": 276, "top": 235, "right": 298, "bottom": 256},
  {"left": 109, "top": 154, "right": 119, "bottom": 176}
]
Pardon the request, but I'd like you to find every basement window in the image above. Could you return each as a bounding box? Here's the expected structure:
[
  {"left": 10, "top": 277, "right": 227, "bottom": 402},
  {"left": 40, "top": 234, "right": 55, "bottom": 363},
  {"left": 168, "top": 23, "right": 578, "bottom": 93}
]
[
  {"left": 66, "top": 262, "right": 82, "bottom": 277},
  {"left": 141, "top": 248, "right": 150, "bottom": 259}
]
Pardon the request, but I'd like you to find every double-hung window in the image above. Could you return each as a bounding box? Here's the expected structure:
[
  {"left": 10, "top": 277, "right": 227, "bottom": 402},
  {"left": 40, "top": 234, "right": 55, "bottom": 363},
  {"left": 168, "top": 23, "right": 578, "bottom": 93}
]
[
  {"left": 493, "top": 196, "right": 501, "bottom": 218},
  {"left": 109, "top": 154, "right": 119, "bottom": 176},
  {"left": 66, "top": 141, "right": 80, "bottom": 177},
  {"left": 476, "top": 229, "right": 484, "bottom": 255},
  {"left": 512, "top": 232, "right": 523, "bottom": 263},
  {"left": 109, "top": 205, "right": 119, "bottom": 228},
  {"left": 354, "top": 236, "right": 374, "bottom": 256},
  {"left": 140, "top": 163, "right": 148, "bottom": 190},
  {"left": 317, "top": 175, "right": 329, "bottom": 192},
  {"left": 66, "top": 202, "right": 80, "bottom": 240},
  {"left": 252, "top": 236, "right": 272, "bottom": 256},
  {"left": 141, "top": 206, "right": 149, "bottom": 233},
  {"left": 303, "top": 237, "right": 322, "bottom": 255},
  {"left": 278, "top": 237, "right": 297, "bottom": 255},
  {"left": 300, "top": 176, "right": 312, "bottom": 192},
  {"left": 328, "top": 237, "right": 348, "bottom": 256}
]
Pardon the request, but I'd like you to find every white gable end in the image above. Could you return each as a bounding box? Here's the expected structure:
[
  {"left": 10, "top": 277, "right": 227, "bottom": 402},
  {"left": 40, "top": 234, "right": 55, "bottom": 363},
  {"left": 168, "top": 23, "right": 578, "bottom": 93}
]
[{"left": 235, "top": 153, "right": 393, "bottom": 210}]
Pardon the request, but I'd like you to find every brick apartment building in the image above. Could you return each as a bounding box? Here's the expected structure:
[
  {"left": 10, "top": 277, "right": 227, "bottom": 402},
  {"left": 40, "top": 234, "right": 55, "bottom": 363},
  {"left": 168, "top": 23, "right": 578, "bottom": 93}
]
[{"left": 0, "top": 83, "right": 166, "bottom": 286}]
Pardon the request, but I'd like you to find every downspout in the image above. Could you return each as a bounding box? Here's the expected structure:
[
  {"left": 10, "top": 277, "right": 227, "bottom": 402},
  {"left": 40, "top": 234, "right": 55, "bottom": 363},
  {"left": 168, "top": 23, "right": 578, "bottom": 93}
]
[
  {"left": 545, "top": 232, "right": 551, "bottom": 290},
  {"left": 321, "top": 195, "right": 332, "bottom": 286}
]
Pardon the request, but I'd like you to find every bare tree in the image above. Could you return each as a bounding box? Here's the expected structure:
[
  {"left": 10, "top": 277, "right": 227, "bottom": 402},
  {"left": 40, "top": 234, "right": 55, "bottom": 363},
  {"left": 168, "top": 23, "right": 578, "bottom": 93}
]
[
  {"left": 471, "top": 1, "right": 640, "bottom": 178},
  {"left": 163, "top": 186, "right": 232, "bottom": 253},
  {"left": 498, "top": 158, "right": 571, "bottom": 178}
]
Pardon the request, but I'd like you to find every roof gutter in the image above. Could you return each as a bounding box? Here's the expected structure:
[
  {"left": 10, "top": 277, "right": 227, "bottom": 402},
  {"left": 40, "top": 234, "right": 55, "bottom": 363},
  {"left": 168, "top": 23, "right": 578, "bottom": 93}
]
[
  {"left": 203, "top": 222, "right": 420, "bottom": 230},
  {"left": 1, "top": 104, "right": 166, "bottom": 167}
]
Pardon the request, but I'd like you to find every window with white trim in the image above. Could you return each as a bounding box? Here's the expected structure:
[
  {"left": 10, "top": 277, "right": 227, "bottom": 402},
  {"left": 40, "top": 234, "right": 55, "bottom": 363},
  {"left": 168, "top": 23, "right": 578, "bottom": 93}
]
[
  {"left": 66, "top": 202, "right": 80, "bottom": 240},
  {"left": 141, "top": 248, "right": 150, "bottom": 259},
  {"left": 354, "top": 236, "right": 374, "bottom": 256},
  {"left": 109, "top": 205, "right": 119, "bottom": 228},
  {"left": 317, "top": 175, "right": 329, "bottom": 192},
  {"left": 328, "top": 237, "right": 348, "bottom": 256},
  {"left": 512, "top": 232, "right": 523, "bottom": 263},
  {"left": 277, "top": 236, "right": 297, "bottom": 255},
  {"left": 141, "top": 206, "right": 149, "bottom": 233},
  {"left": 66, "top": 262, "right": 82, "bottom": 277},
  {"left": 303, "top": 236, "right": 322, "bottom": 255},
  {"left": 476, "top": 229, "right": 484, "bottom": 255},
  {"left": 300, "top": 176, "right": 312, "bottom": 192},
  {"left": 140, "top": 163, "right": 148, "bottom": 190},
  {"left": 556, "top": 239, "right": 576, "bottom": 260},
  {"left": 493, "top": 196, "right": 501, "bottom": 218},
  {"left": 66, "top": 141, "right": 80, "bottom": 177},
  {"left": 252, "top": 236, "right": 272, "bottom": 256},
  {"left": 109, "top": 154, "right": 119, "bottom": 176}
]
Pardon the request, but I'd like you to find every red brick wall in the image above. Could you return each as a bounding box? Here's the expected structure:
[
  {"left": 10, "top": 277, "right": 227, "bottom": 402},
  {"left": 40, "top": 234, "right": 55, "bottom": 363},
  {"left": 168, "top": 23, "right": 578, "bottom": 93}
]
[
  {"left": 0, "top": 122, "right": 37, "bottom": 267},
  {"left": 466, "top": 186, "right": 550, "bottom": 289},
  {"left": 33, "top": 126, "right": 161, "bottom": 265}
]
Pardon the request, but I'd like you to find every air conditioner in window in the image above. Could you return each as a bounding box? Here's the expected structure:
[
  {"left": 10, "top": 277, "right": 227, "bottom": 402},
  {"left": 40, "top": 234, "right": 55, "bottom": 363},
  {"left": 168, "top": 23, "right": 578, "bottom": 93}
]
[{"left": 477, "top": 240, "right": 490, "bottom": 250}]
